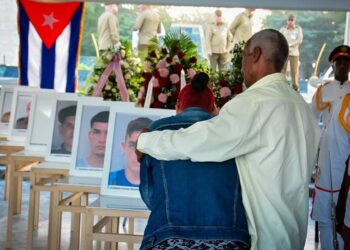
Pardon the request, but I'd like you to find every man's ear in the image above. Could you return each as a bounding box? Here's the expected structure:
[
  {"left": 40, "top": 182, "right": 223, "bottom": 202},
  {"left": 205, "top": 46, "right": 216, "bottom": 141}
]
[{"left": 252, "top": 46, "right": 262, "bottom": 62}]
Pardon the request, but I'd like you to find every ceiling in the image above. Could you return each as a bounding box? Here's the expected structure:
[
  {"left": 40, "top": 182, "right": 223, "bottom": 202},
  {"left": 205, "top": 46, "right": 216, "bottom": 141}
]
[
  {"left": 35, "top": 0, "right": 350, "bottom": 11},
  {"left": 106, "top": 0, "right": 350, "bottom": 11}
]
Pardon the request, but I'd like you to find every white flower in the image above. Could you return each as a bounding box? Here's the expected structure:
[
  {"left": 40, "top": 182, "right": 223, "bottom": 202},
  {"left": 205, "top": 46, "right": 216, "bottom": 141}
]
[
  {"left": 94, "top": 75, "right": 100, "bottom": 81},
  {"left": 105, "top": 85, "right": 111, "bottom": 90},
  {"left": 125, "top": 73, "right": 131, "bottom": 80},
  {"left": 112, "top": 88, "right": 117, "bottom": 93},
  {"left": 121, "top": 61, "right": 130, "bottom": 68},
  {"left": 106, "top": 53, "right": 114, "bottom": 61},
  {"left": 173, "top": 55, "right": 180, "bottom": 63},
  {"left": 121, "top": 50, "right": 126, "bottom": 58},
  {"left": 134, "top": 57, "right": 141, "bottom": 64}
]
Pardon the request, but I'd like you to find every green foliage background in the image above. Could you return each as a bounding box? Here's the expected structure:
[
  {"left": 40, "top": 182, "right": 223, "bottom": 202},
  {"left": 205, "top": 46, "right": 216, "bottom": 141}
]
[
  {"left": 80, "top": 3, "right": 171, "bottom": 57},
  {"left": 263, "top": 10, "right": 345, "bottom": 78},
  {"left": 80, "top": 4, "right": 346, "bottom": 80}
]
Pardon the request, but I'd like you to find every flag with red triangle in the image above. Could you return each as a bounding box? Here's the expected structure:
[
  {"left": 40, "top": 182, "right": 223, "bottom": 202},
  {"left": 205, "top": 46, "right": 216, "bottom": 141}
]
[{"left": 18, "top": 0, "right": 85, "bottom": 92}]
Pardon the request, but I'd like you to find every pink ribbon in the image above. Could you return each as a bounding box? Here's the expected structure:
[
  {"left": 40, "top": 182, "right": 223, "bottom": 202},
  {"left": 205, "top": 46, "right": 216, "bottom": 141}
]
[{"left": 92, "top": 54, "right": 129, "bottom": 102}]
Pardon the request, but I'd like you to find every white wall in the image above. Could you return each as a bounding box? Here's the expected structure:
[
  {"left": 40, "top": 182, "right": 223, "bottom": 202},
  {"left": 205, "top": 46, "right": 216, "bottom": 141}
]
[{"left": 0, "top": 0, "right": 19, "bottom": 66}]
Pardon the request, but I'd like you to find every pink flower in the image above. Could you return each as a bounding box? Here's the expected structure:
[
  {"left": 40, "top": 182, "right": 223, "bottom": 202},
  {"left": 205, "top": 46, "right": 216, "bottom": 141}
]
[
  {"left": 159, "top": 68, "right": 169, "bottom": 78},
  {"left": 220, "top": 87, "right": 232, "bottom": 98},
  {"left": 152, "top": 78, "right": 159, "bottom": 87},
  {"left": 157, "top": 60, "right": 167, "bottom": 69},
  {"left": 187, "top": 68, "right": 196, "bottom": 79},
  {"left": 158, "top": 93, "right": 168, "bottom": 103},
  {"left": 170, "top": 74, "right": 180, "bottom": 84}
]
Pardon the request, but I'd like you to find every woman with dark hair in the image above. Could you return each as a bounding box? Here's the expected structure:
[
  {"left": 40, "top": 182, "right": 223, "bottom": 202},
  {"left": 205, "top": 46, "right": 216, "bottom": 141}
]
[{"left": 139, "top": 72, "right": 250, "bottom": 250}]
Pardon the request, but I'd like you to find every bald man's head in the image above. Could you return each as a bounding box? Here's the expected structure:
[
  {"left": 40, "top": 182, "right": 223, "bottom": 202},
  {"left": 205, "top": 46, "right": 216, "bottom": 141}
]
[
  {"left": 241, "top": 29, "right": 289, "bottom": 88},
  {"left": 247, "top": 29, "right": 289, "bottom": 72}
]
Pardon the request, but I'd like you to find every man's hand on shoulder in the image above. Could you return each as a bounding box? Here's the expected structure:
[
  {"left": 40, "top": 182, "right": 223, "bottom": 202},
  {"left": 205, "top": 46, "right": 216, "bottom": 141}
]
[{"left": 136, "top": 128, "right": 150, "bottom": 162}]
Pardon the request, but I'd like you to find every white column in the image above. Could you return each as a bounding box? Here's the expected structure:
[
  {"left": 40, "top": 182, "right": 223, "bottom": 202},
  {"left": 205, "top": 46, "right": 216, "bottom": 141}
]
[
  {"left": 0, "top": 0, "right": 19, "bottom": 66},
  {"left": 344, "top": 12, "right": 350, "bottom": 45}
]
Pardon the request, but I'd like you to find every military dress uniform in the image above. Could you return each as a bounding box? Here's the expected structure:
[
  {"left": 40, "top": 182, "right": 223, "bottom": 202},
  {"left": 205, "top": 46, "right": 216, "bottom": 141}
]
[
  {"left": 97, "top": 11, "right": 120, "bottom": 51},
  {"left": 340, "top": 95, "right": 350, "bottom": 249},
  {"left": 134, "top": 9, "right": 161, "bottom": 55},
  {"left": 229, "top": 10, "right": 253, "bottom": 45},
  {"left": 205, "top": 21, "right": 232, "bottom": 71},
  {"left": 312, "top": 45, "right": 350, "bottom": 124},
  {"left": 311, "top": 45, "right": 350, "bottom": 250},
  {"left": 280, "top": 24, "right": 303, "bottom": 91}
]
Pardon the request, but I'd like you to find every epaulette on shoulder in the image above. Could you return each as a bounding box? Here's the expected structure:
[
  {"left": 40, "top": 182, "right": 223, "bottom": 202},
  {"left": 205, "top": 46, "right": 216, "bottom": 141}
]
[{"left": 338, "top": 94, "right": 350, "bottom": 133}]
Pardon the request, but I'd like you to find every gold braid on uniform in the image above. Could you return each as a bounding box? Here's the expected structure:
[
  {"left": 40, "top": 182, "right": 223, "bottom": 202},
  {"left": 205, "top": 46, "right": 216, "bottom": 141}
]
[
  {"left": 315, "top": 85, "right": 331, "bottom": 111},
  {"left": 339, "top": 94, "right": 350, "bottom": 133}
]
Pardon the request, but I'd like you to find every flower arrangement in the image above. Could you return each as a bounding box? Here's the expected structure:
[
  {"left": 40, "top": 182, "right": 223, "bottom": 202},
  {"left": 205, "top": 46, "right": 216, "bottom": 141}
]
[
  {"left": 211, "top": 41, "right": 245, "bottom": 108},
  {"left": 136, "top": 32, "right": 203, "bottom": 109},
  {"left": 79, "top": 41, "right": 143, "bottom": 101}
]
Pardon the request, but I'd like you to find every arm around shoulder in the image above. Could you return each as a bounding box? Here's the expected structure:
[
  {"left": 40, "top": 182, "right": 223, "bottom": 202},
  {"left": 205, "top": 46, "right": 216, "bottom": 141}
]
[{"left": 137, "top": 96, "right": 262, "bottom": 162}]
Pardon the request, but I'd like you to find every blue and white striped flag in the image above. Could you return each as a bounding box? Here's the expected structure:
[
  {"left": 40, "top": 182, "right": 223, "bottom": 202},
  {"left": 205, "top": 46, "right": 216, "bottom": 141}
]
[{"left": 18, "top": 0, "right": 85, "bottom": 93}]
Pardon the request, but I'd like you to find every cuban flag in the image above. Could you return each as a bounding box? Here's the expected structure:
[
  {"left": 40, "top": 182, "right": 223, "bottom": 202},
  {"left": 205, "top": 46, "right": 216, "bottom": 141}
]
[{"left": 18, "top": 0, "right": 85, "bottom": 92}]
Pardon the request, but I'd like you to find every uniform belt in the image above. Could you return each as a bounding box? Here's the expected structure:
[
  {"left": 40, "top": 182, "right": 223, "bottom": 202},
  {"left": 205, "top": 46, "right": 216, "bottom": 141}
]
[{"left": 315, "top": 184, "right": 340, "bottom": 193}]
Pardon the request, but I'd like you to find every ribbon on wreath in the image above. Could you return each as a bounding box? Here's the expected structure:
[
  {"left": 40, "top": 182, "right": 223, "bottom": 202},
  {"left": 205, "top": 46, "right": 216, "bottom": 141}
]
[
  {"left": 144, "top": 77, "right": 154, "bottom": 108},
  {"left": 144, "top": 71, "right": 186, "bottom": 108},
  {"left": 92, "top": 53, "right": 129, "bottom": 101},
  {"left": 180, "top": 69, "right": 186, "bottom": 90}
]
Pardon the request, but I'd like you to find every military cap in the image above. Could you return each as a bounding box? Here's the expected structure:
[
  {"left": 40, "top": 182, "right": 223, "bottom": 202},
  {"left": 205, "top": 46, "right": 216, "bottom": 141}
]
[{"left": 328, "top": 45, "right": 350, "bottom": 62}]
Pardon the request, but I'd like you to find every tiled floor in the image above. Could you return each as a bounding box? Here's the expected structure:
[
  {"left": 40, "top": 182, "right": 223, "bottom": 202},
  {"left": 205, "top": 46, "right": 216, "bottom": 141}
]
[{"left": 0, "top": 179, "right": 321, "bottom": 250}]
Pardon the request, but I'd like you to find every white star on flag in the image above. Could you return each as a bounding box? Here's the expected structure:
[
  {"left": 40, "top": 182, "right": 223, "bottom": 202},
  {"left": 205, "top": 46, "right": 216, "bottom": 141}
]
[{"left": 42, "top": 12, "right": 59, "bottom": 30}]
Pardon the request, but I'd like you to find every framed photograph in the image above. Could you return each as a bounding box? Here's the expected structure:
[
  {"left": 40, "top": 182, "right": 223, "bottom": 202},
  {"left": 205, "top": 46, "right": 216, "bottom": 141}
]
[
  {"left": 7, "top": 86, "right": 39, "bottom": 142},
  {"left": 0, "top": 86, "right": 15, "bottom": 135},
  {"left": 101, "top": 106, "right": 175, "bottom": 198},
  {"left": 25, "top": 89, "right": 56, "bottom": 151},
  {"left": 70, "top": 100, "right": 135, "bottom": 178},
  {"left": 45, "top": 94, "right": 102, "bottom": 162}
]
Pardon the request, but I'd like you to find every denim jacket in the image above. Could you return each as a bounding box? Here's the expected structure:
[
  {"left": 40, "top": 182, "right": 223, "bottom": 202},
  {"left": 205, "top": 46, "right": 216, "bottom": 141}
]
[{"left": 139, "top": 107, "right": 250, "bottom": 250}]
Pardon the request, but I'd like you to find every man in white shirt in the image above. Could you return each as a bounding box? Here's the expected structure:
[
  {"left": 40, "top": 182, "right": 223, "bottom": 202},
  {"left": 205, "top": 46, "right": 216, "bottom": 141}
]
[{"left": 136, "top": 29, "right": 320, "bottom": 250}]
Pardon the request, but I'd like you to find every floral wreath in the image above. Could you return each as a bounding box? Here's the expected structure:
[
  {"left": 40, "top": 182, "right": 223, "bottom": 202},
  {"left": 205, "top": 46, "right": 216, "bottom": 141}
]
[
  {"left": 136, "top": 32, "right": 200, "bottom": 109},
  {"left": 211, "top": 41, "right": 245, "bottom": 108},
  {"left": 79, "top": 41, "right": 143, "bottom": 101}
]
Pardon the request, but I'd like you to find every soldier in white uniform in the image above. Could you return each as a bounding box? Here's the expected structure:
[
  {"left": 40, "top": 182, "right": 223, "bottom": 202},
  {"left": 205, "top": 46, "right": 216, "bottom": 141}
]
[
  {"left": 343, "top": 149, "right": 350, "bottom": 249},
  {"left": 312, "top": 45, "right": 350, "bottom": 124},
  {"left": 328, "top": 94, "right": 350, "bottom": 249},
  {"left": 311, "top": 45, "right": 350, "bottom": 250}
]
